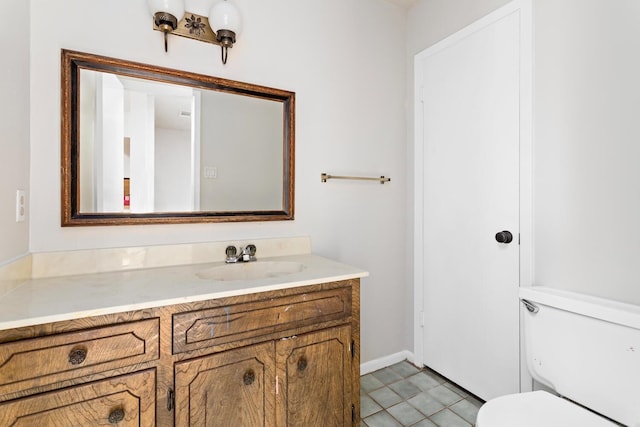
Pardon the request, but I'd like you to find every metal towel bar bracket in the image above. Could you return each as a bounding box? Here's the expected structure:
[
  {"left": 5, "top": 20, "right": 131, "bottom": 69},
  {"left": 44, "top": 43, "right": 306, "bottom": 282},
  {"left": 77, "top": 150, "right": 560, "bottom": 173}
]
[{"left": 321, "top": 173, "right": 391, "bottom": 184}]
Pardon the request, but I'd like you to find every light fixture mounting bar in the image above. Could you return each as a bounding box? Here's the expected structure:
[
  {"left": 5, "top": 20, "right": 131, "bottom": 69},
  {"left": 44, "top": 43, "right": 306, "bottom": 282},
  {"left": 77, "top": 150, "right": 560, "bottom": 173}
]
[{"left": 153, "top": 12, "right": 228, "bottom": 47}]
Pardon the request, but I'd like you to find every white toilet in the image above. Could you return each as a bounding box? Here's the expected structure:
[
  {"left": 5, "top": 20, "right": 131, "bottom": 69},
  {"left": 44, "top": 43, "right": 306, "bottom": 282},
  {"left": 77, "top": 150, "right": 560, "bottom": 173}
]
[{"left": 476, "top": 286, "right": 640, "bottom": 427}]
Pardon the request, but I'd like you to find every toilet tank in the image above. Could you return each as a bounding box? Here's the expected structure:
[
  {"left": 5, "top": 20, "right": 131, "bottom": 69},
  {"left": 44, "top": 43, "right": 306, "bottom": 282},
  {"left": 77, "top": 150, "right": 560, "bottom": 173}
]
[{"left": 519, "top": 286, "right": 640, "bottom": 427}]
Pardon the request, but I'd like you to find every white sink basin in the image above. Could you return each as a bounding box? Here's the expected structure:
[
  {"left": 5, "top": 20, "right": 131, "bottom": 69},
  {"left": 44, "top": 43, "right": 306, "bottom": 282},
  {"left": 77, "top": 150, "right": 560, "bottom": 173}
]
[{"left": 197, "top": 261, "right": 306, "bottom": 281}]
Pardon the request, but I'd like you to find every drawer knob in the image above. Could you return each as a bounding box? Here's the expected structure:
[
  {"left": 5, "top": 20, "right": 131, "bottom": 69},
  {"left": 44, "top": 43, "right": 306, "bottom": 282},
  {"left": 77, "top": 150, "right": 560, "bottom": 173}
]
[
  {"left": 298, "top": 356, "right": 308, "bottom": 372},
  {"left": 108, "top": 407, "right": 125, "bottom": 424},
  {"left": 68, "top": 347, "right": 87, "bottom": 365},
  {"left": 243, "top": 369, "right": 255, "bottom": 385}
]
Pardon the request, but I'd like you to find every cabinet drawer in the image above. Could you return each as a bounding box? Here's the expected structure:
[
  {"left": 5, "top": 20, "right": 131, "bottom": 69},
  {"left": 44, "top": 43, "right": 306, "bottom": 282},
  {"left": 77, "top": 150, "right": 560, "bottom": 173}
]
[
  {"left": 0, "top": 369, "right": 156, "bottom": 426},
  {"left": 0, "top": 318, "right": 159, "bottom": 394},
  {"left": 173, "top": 287, "right": 351, "bottom": 354}
]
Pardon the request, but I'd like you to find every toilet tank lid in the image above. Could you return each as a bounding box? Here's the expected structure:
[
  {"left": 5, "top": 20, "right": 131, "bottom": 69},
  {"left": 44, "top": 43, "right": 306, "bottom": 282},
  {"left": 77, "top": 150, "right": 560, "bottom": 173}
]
[
  {"left": 477, "top": 391, "right": 617, "bottom": 427},
  {"left": 519, "top": 286, "right": 640, "bottom": 330}
]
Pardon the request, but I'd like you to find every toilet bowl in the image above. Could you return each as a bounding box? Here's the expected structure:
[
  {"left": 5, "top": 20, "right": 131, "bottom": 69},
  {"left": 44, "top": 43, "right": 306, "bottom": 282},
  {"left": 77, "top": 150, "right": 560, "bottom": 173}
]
[
  {"left": 476, "top": 390, "right": 617, "bottom": 426},
  {"left": 476, "top": 286, "right": 640, "bottom": 427}
]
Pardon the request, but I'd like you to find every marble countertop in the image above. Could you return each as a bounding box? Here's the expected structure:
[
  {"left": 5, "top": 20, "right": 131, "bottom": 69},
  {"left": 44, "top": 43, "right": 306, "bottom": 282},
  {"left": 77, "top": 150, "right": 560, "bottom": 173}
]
[{"left": 0, "top": 254, "right": 368, "bottom": 331}]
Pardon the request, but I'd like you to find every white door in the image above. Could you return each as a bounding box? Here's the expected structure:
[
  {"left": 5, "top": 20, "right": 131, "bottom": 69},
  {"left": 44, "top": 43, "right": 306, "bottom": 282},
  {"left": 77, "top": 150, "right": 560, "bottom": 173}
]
[{"left": 414, "top": 2, "right": 530, "bottom": 401}]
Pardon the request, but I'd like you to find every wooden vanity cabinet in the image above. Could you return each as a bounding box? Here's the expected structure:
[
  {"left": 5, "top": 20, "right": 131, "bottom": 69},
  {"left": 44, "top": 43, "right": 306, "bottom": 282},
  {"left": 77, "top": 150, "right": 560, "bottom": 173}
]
[
  {"left": 175, "top": 325, "right": 354, "bottom": 427},
  {"left": 0, "top": 279, "right": 360, "bottom": 427}
]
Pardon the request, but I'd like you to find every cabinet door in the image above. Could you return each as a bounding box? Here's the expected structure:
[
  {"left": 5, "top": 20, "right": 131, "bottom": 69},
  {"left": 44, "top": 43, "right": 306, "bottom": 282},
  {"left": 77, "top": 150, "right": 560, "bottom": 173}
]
[
  {"left": 175, "top": 341, "right": 276, "bottom": 427},
  {"left": 0, "top": 369, "right": 156, "bottom": 426},
  {"left": 276, "top": 325, "right": 353, "bottom": 426}
]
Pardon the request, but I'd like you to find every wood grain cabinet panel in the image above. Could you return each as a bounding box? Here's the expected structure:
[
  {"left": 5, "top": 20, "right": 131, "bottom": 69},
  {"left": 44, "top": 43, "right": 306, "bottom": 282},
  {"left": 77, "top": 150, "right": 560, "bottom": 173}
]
[
  {"left": 276, "top": 326, "right": 353, "bottom": 427},
  {"left": 0, "top": 369, "right": 156, "bottom": 426},
  {"left": 175, "top": 341, "right": 277, "bottom": 426},
  {"left": 0, "top": 318, "right": 159, "bottom": 394},
  {"left": 173, "top": 287, "right": 351, "bottom": 354}
]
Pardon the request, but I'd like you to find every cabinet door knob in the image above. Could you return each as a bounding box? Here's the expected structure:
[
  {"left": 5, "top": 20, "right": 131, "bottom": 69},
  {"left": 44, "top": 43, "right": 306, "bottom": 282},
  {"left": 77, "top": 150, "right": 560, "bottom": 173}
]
[
  {"left": 108, "top": 407, "right": 125, "bottom": 424},
  {"left": 243, "top": 369, "right": 255, "bottom": 385},
  {"left": 68, "top": 347, "right": 87, "bottom": 365},
  {"left": 298, "top": 356, "right": 308, "bottom": 372}
]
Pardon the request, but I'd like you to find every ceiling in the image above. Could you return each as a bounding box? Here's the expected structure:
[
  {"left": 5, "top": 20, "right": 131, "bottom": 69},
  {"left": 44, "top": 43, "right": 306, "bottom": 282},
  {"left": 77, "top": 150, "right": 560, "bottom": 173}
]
[{"left": 385, "top": 0, "right": 417, "bottom": 8}]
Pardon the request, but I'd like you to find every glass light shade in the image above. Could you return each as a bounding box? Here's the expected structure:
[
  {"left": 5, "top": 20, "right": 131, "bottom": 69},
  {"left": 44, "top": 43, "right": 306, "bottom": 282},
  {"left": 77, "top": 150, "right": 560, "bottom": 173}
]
[
  {"left": 209, "top": 0, "right": 242, "bottom": 34},
  {"left": 147, "top": 0, "right": 185, "bottom": 19}
]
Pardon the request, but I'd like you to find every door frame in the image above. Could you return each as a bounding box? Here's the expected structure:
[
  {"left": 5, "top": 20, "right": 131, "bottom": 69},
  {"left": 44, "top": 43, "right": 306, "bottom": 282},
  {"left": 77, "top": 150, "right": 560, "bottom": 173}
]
[{"left": 412, "top": 0, "right": 533, "bottom": 393}]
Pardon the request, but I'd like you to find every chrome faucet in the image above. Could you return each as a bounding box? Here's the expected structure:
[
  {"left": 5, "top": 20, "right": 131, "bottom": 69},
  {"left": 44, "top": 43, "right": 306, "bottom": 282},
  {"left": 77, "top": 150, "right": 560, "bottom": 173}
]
[{"left": 225, "top": 244, "right": 257, "bottom": 263}]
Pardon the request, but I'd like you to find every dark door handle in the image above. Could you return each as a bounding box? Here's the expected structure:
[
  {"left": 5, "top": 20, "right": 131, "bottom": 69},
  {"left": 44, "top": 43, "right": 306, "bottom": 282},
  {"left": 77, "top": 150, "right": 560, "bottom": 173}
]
[{"left": 495, "top": 230, "right": 513, "bottom": 244}]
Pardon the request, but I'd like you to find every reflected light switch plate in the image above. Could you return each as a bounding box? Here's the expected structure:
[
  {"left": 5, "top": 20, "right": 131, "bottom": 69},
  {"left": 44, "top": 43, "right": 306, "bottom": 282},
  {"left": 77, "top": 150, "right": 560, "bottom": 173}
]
[{"left": 204, "top": 166, "right": 217, "bottom": 179}]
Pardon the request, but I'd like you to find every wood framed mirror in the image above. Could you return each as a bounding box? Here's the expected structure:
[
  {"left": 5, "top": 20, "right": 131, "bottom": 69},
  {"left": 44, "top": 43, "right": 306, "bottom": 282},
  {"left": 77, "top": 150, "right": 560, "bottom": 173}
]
[{"left": 61, "top": 50, "right": 294, "bottom": 226}]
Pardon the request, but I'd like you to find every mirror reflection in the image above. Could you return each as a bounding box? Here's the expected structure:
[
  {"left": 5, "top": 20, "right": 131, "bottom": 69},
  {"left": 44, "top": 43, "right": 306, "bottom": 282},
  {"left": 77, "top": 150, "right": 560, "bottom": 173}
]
[
  {"left": 61, "top": 50, "right": 295, "bottom": 225},
  {"left": 79, "top": 70, "right": 283, "bottom": 213}
]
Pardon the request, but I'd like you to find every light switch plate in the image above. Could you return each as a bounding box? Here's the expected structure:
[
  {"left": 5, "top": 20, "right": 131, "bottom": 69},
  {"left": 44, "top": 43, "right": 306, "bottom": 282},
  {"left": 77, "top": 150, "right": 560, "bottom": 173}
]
[{"left": 16, "top": 190, "right": 25, "bottom": 222}]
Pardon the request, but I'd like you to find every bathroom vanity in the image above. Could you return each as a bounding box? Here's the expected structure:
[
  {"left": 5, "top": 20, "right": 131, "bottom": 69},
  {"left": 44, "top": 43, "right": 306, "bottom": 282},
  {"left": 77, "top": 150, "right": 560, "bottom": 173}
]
[{"left": 0, "top": 249, "right": 366, "bottom": 426}]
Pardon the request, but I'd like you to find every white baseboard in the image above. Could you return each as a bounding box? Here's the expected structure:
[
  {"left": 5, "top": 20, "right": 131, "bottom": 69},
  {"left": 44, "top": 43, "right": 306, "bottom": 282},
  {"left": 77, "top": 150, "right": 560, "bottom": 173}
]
[{"left": 360, "top": 350, "right": 417, "bottom": 375}]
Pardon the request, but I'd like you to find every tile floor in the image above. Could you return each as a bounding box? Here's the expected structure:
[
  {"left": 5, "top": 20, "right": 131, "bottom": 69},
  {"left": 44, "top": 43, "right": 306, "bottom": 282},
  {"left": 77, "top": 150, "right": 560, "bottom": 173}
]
[{"left": 361, "top": 361, "right": 484, "bottom": 427}]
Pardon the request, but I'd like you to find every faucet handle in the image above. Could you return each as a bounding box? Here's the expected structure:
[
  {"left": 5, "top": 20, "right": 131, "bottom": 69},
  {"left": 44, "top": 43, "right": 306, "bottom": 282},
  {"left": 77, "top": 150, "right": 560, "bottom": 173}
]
[
  {"left": 241, "top": 244, "right": 257, "bottom": 262},
  {"left": 225, "top": 244, "right": 256, "bottom": 263},
  {"left": 225, "top": 245, "right": 237, "bottom": 258}
]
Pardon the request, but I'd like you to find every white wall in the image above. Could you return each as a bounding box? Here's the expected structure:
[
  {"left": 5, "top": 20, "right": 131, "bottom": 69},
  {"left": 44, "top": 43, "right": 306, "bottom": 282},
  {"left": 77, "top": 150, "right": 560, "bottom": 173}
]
[
  {"left": 95, "top": 73, "right": 125, "bottom": 212},
  {"left": 155, "top": 128, "right": 192, "bottom": 212},
  {"left": 534, "top": 0, "right": 640, "bottom": 305},
  {"left": 408, "top": 0, "right": 640, "bottom": 306},
  {"left": 0, "top": 1, "right": 30, "bottom": 264},
  {"left": 127, "top": 91, "right": 156, "bottom": 213},
  {"left": 199, "top": 91, "right": 282, "bottom": 211},
  {"left": 28, "top": 0, "right": 409, "bottom": 363}
]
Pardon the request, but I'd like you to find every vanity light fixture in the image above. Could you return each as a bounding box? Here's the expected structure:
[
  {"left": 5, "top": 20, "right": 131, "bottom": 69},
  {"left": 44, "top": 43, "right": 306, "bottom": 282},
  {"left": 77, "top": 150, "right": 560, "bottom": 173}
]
[
  {"left": 147, "top": 0, "right": 185, "bottom": 52},
  {"left": 147, "top": 0, "right": 242, "bottom": 64}
]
